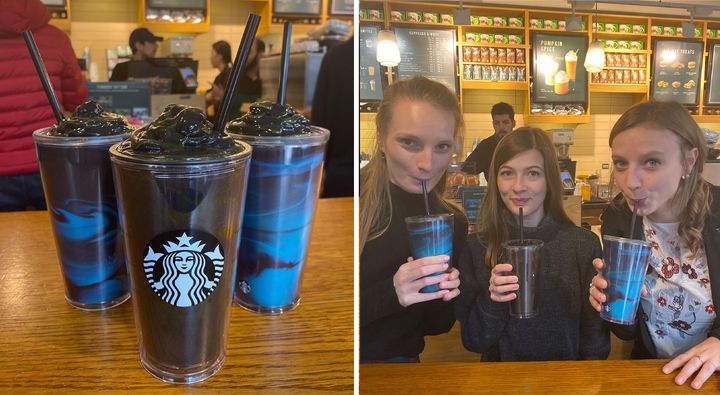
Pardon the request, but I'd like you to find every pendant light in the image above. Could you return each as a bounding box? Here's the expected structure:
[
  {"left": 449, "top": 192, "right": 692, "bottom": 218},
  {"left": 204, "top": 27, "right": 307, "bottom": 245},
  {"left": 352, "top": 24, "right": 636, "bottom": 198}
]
[
  {"left": 584, "top": 2, "right": 605, "bottom": 73},
  {"left": 376, "top": 30, "right": 401, "bottom": 84}
]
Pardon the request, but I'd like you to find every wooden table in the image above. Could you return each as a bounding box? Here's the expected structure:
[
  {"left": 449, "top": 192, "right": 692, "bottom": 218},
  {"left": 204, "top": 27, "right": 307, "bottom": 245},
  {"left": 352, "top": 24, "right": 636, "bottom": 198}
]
[
  {"left": 0, "top": 198, "right": 353, "bottom": 394},
  {"left": 360, "top": 360, "right": 720, "bottom": 394}
]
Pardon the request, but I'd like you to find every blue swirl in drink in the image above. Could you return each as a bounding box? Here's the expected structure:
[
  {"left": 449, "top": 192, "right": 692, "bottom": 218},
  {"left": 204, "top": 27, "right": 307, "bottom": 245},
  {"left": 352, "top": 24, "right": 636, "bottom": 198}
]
[
  {"left": 227, "top": 102, "right": 330, "bottom": 314},
  {"left": 405, "top": 214, "right": 454, "bottom": 293},
  {"left": 600, "top": 236, "right": 652, "bottom": 325}
]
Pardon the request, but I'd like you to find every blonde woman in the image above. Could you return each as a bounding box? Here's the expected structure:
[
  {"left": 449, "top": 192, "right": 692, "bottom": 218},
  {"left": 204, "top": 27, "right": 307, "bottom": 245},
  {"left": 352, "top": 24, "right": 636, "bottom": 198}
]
[
  {"left": 360, "top": 76, "right": 468, "bottom": 362},
  {"left": 589, "top": 101, "right": 720, "bottom": 389}
]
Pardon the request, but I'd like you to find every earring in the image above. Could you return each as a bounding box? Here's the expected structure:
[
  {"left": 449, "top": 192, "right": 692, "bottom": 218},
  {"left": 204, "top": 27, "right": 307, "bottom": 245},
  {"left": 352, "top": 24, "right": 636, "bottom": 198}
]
[
  {"left": 380, "top": 151, "right": 386, "bottom": 159},
  {"left": 681, "top": 174, "right": 688, "bottom": 180}
]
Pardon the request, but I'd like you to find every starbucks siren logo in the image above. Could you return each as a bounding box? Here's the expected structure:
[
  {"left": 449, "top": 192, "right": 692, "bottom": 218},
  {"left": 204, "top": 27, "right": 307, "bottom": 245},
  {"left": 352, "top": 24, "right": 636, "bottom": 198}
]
[{"left": 143, "top": 231, "right": 224, "bottom": 307}]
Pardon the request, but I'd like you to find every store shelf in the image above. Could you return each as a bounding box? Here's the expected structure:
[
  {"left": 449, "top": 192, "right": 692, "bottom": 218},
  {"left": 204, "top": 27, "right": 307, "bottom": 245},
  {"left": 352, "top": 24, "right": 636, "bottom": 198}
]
[
  {"left": 602, "top": 67, "right": 647, "bottom": 70},
  {"left": 589, "top": 83, "right": 647, "bottom": 93},
  {"left": 462, "top": 62, "right": 527, "bottom": 66},
  {"left": 49, "top": 19, "right": 71, "bottom": 32},
  {"left": 141, "top": 20, "right": 209, "bottom": 33},
  {"left": 529, "top": 28, "right": 588, "bottom": 34},
  {"left": 650, "top": 34, "right": 703, "bottom": 40},
  {"left": 603, "top": 49, "right": 649, "bottom": 54},
  {"left": 461, "top": 80, "right": 528, "bottom": 90},
  {"left": 525, "top": 113, "right": 590, "bottom": 123},
  {"left": 692, "top": 115, "right": 720, "bottom": 123},
  {"left": 593, "top": 31, "right": 647, "bottom": 37},
  {"left": 459, "top": 42, "right": 528, "bottom": 48},
  {"left": 464, "top": 25, "right": 525, "bottom": 31},
  {"left": 390, "top": 21, "right": 455, "bottom": 27}
]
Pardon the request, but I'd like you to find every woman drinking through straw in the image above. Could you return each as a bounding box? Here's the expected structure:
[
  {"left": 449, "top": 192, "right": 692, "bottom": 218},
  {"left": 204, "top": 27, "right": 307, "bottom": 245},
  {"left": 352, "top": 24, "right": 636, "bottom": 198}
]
[
  {"left": 589, "top": 100, "right": 720, "bottom": 389},
  {"left": 360, "top": 76, "right": 467, "bottom": 363}
]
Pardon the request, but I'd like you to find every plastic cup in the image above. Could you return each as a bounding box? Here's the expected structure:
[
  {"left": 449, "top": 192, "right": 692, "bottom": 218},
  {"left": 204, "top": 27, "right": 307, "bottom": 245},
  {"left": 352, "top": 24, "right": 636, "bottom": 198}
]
[
  {"left": 109, "top": 141, "right": 251, "bottom": 383},
  {"left": 33, "top": 128, "right": 131, "bottom": 310},
  {"left": 600, "top": 235, "right": 652, "bottom": 325},
  {"left": 501, "top": 239, "right": 543, "bottom": 318},
  {"left": 228, "top": 126, "right": 329, "bottom": 314},
  {"left": 405, "top": 213, "right": 454, "bottom": 293}
]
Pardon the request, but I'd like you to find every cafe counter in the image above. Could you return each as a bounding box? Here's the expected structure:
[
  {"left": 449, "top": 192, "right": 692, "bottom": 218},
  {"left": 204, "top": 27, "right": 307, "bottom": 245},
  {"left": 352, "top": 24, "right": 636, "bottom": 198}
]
[
  {"left": 0, "top": 198, "right": 353, "bottom": 393},
  {"left": 360, "top": 359, "right": 720, "bottom": 394}
]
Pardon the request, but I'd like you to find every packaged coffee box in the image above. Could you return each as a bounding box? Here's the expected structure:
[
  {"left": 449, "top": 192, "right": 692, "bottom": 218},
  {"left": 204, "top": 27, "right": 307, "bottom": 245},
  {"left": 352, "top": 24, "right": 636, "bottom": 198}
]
[
  {"left": 494, "top": 34, "right": 509, "bottom": 44},
  {"left": 509, "top": 35, "right": 522, "bottom": 45},
  {"left": 652, "top": 25, "right": 663, "bottom": 35},
  {"left": 617, "top": 41, "right": 631, "bottom": 50},
  {"left": 479, "top": 33, "right": 493, "bottom": 44},
  {"left": 509, "top": 17, "right": 523, "bottom": 27},
  {"left": 494, "top": 16, "right": 508, "bottom": 27},
  {"left": 369, "top": 9, "right": 383, "bottom": 21},
  {"left": 664, "top": 26, "right": 676, "bottom": 36},
  {"left": 423, "top": 13, "right": 439, "bottom": 23},
  {"left": 606, "top": 23, "right": 619, "bottom": 33},
  {"left": 529, "top": 18, "right": 544, "bottom": 29},
  {"left": 440, "top": 14, "right": 453, "bottom": 24},
  {"left": 407, "top": 12, "right": 421, "bottom": 22},
  {"left": 633, "top": 25, "right": 646, "bottom": 34},
  {"left": 390, "top": 11, "right": 405, "bottom": 22},
  {"left": 630, "top": 41, "right": 643, "bottom": 50},
  {"left": 619, "top": 24, "right": 633, "bottom": 33}
]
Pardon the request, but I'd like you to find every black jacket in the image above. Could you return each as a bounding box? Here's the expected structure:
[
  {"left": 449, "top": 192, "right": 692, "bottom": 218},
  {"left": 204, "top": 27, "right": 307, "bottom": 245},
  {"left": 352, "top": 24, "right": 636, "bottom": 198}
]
[
  {"left": 461, "top": 134, "right": 499, "bottom": 181},
  {"left": 600, "top": 185, "right": 720, "bottom": 358}
]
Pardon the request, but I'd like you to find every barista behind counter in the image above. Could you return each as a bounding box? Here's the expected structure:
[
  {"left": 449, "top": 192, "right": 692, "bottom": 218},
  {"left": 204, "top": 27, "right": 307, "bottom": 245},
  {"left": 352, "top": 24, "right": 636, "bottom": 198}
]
[{"left": 110, "top": 28, "right": 197, "bottom": 94}]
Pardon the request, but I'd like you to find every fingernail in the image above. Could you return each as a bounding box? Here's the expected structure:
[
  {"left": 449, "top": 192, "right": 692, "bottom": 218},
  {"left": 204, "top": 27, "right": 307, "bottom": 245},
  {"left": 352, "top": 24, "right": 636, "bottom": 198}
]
[{"left": 443, "top": 263, "right": 449, "bottom": 269}]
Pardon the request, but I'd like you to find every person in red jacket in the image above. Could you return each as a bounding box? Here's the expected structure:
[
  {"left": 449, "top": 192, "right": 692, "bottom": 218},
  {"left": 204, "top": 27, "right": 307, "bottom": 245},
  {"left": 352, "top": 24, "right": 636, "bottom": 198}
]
[{"left": 0, "top": 0, "right": 88, "bottom": 211}]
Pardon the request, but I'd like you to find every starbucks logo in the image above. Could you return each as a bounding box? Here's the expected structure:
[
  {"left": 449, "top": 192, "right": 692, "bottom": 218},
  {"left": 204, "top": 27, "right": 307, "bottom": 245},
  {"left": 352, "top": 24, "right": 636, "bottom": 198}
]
[{"left": 143, "top": 231, "right": 224, "bottom": 307}]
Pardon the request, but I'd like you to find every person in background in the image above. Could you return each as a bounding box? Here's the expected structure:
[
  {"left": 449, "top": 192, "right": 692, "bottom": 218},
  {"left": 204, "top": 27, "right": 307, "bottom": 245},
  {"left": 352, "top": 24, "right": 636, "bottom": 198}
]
[
  {"left": 589, "top": 101, "right": 720, "bottom": 389},
  {"left": 209, "top": 38, "right": 265, "bottom": 121},
  {"left": 0, "top": 0, "right": 88, "bottom": 211},
  {"left": 205, "top": 40, "right": 232, "bottom": 122},
  {"left": 456, "top": 127, "right": 609, "bottom": 361},
  {"left": 312, "top": 37, "right": 353, "bottom": 197},
  {"left": 462, "top": 102, "right": 516, "bottom": 183},
  {"left": 109, "top": 27, "right": 163, "bottom": 81},
  {"left": 360, "top": 76, "right": 468, "bottom": 362}
]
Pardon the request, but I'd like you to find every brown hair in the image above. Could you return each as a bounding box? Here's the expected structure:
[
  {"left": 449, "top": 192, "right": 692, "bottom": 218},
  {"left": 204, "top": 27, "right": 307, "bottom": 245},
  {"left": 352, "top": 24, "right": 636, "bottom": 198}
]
[
  {"left": 359, "top": 76, "right": 463, "bottom": 254},
  {"left": 477, "top": 127, "right": 573, "bottom": 267},
  {"left": 609, "top": 100, "right": 711, "bottom": 257}
]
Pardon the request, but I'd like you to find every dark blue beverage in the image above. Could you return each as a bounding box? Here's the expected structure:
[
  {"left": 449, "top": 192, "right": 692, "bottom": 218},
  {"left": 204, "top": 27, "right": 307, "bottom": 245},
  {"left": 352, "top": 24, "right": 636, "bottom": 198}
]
[
  {"left": 228, "top": 127, "right": 329, "bottom": 314},
  {"left": 600, "top": 235, "right": 652, "bottom": 325},
  {"left": 405, "top": 213, "right": 454, "bottom": 293},
  {"left": 33, "top": 128, "right": 130, "bottom": 310}
]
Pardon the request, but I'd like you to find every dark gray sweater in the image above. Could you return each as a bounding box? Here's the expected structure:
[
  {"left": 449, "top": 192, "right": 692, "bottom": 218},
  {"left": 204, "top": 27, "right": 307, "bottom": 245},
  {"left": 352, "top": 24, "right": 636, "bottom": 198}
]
[{"left": 455, "top": 214, "right": 610, "bottom": 361}]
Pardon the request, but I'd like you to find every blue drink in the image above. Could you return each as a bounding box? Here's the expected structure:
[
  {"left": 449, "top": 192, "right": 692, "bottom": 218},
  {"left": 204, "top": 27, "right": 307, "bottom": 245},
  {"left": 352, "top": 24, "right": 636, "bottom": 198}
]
[
  {"left": 33, "top": 128, "right": 131, "bottom": 310},
  {"left": 600, "top": 235, "right": 652, "bottom": 325},
  {"left": 228, "top": 121, "right": 329, "bottom": 315},
  {"left": 405, "top": 213, "right": 454, "bottom": 293}
]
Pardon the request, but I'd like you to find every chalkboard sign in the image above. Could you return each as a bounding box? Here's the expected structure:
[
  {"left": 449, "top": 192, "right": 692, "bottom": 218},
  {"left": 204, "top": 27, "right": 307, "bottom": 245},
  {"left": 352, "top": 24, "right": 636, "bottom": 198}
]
[
  {"left": 359, "top": 25, "right": 384, "bottom": 101},
  {"left": 706, "top": 44, "right": 720, "bottom": 105},
  {"left": 532, "top": 33, "right": 588, "bottom": 104},
  {"left": 272, "top": 0, "right": 321, "bottom": 16},
  {"left": 86, "top": 81, "right": 151, "bottom": 118},
  {"left": 329, "top": 0, "right": 353, "bottom": 15},
  {"left": 651, "top": 39, "right": 703, "bottom": 105},
  {"left": 394, "top": 26, "right": 458, "bottom": 95}
]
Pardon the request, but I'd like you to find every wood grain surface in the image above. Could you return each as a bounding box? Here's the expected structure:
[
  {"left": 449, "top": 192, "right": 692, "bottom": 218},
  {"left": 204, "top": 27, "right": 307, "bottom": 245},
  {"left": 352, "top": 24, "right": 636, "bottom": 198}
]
[
  {"left": 360, "top": 359, "right": 720, "bottom": 394},
  {"left": 0, "top": 198, "right": 353, "bottom": 394}
]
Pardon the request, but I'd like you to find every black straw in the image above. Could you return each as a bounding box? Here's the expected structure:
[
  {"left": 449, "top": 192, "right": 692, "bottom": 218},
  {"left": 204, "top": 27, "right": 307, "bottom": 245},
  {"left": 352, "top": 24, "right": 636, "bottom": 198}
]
[
  {"left": 519, "top": 207, "right": 524, "bottom": 244},
  {"left": 23, "top": 31, "right": 64, "bottom": 123},
  {"left": 628, "top": 200, "right": 639, "bottom": 239},
  {"left": 277, "top": 21, "right": 292, "bottom": 105},
  {"left": 421, "top": 180, "right": 430, "bottom": 216},
  {"left": 213, "top": 14, "right": 261, "bottom": 133}
]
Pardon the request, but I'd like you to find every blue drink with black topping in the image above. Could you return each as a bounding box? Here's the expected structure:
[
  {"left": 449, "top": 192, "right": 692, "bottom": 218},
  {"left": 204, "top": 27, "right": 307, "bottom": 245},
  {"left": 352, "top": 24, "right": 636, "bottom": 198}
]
[
  {"left": 405, "top": 214, "right": 454, "bottom": 293},
  {"left": 226, "top": 102, "right": 329, "bottom": 315},
  {"left": 600, "top": 235, "right": 652, "bottom": 325},
  {"left": 33, "top": 101, "right": 134, "bottom": 310}
]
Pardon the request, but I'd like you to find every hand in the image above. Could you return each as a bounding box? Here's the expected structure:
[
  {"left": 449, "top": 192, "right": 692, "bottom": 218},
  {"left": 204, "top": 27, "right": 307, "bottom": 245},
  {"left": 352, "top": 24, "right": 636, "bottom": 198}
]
[
  {"left": 489, "top": 263, "right": 518, "bottom": 302},
  {"left": 211, "top": 83, "right": 225, "bottom": 102},
  {"left": 393, "top": 255, "right": 452, "bottom": 307},
  {"left": 588, "top": 258, "right": 647, "bottom": 312},
  {"left": 663, "top": 337, "right": 720, "bottom": 389}
]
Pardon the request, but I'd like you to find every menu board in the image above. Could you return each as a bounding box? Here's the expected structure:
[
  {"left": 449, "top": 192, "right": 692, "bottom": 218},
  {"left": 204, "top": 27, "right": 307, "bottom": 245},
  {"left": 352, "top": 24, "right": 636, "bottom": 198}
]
[
  {"left": 651, "top": 40, "right": 703, "bottom": 105},
  {"left": 394, "top": 26, "right": 458, "bottom": 95},
  {"left": 532, "top": 33, "right": 588, "bottom": 104},
  {"left": 706, "top": 44, "right": 720, "bottom": 105},
  {"left": 329, "top": 0, "right": 353, "bottom": 15},
  {"left": 272, "top": 0, "right": 321, "bottom": 16},
  {"left": 359, "top": 25, "right": 383, "bottom": 101}
]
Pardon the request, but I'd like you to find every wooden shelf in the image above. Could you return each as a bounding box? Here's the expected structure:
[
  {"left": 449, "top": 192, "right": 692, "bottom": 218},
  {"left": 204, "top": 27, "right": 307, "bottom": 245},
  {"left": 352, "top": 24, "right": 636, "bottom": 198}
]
[
  {"left": 459, "top": 42, "right": 527, "bottom": 49},
  {"left": 650, "top": 34, "right": 702, "bottom": 40},
  {"left": 692, "top": 115, "right": 720, "bottom": 123},
  {"left": 49, "top": 19, "right": 71, "bottom": 32},
  {"left": 603, "top": 49, "right": 649, "bottom": 54},
  {"left": 140, "top": 20, "right": 209, "bottom": 33},
  {"left": 464, "top": 25, "right": 525, "bottom": 31},
  {"left": 602, "top": 67, "right": 647, "bottom": 70},
  {"left": 462, "top": 62, "right": 527, "bottom": 66},
  {"left": 589, "top": 83, "right": 647, "bottom": 93},
  {"left": 525, "top": 113, "right": 590, "bottom": 124},
  {"left": 360, "top": 18, "right": 384, "bottom": 23},
  {"left": 529, "top": 28, "right": 588, "bottom": 34},
  {"left": 593, "top": 31, "right": 647, "bottom": 37},
  {"left": 461, "top": 80, "right": 528, "bottom": 90},
  {"left": 390, "top": 21, "right": 455, "bottom": 27}
]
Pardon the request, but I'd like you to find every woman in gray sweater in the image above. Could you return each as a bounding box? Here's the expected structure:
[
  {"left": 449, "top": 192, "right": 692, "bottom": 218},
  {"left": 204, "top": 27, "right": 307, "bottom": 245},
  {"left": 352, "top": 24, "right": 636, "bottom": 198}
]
[{"left": 455, "top": 127, "right": 610, "bottom": 361}]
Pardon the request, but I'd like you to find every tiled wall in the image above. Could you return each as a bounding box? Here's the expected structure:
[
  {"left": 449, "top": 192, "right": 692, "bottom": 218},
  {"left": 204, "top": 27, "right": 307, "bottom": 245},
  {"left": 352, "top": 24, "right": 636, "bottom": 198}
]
[
  {"left": 360, "top": 91, "right": 720, "bottom": 177},
  {"left": 67, "top": 0, "right": 314, "bottom": 91}
]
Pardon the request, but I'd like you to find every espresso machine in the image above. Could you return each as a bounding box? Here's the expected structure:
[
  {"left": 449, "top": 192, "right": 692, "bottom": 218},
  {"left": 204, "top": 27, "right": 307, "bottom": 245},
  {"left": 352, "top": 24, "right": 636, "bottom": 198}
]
[{"left": 551, "top": 128, "right": 577, "bottom": 194}]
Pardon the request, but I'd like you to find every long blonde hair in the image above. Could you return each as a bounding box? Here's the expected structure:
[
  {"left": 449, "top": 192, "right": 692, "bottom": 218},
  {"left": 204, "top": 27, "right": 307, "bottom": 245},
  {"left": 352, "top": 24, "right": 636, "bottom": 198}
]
[
  {"left": 359, "top": 76, "right": 463, "bottom": 254},
  {"left": 609, "top": 100, "right": 711, "bottom": 258},
  {"left": 477, "top": 127, "right": 573, "bottom": 267}
]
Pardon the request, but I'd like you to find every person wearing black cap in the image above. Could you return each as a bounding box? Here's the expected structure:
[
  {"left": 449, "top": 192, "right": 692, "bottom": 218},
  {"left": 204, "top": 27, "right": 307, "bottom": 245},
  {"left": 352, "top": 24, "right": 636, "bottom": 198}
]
[{"left": 109, "top": 27, "right": 163, "bottom": 81}]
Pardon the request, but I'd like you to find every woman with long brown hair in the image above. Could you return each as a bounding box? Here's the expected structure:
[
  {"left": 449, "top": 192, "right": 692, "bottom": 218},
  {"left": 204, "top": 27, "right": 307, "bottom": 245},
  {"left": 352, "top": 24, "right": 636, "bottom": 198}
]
[
  {"left": 360, "top": 76, "right": 468, "bottom": 362},
  {"left": 456, "top": 127, "right": 609, "bottom": 361},
  {"left": 589, "top": 101, "right": 720, "bottom": 389}
]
